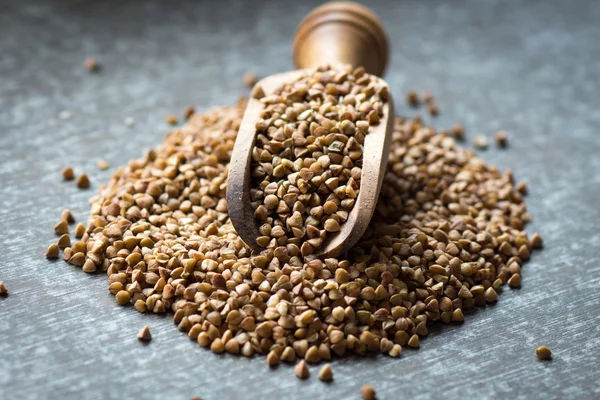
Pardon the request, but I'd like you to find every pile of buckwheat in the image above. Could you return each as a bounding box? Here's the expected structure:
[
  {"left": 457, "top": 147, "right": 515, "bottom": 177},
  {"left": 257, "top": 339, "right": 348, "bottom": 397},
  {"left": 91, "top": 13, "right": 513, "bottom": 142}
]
[
  {"left": 55, "top": 67, "right": 542, "bottom": 372},
  {"left": 249, "top": 65, "right": 388, "bottom": 255}
]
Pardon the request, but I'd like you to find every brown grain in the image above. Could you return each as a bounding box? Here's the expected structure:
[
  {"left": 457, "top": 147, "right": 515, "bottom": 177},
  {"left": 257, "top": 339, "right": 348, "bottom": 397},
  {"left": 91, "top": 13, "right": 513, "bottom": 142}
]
[
  {"left": 451, "top": 123, "right": 464, "bottom": 140},
  {"left": 243, "top": 72, "right": 258, "bottom": 87},
  {"left": 166, "top": 114, "right": 178, "bottom": 125},
  {"left": 361, "top": 385, "right": 376, "bottom": 400},
  {"left": 97, "top": 160, "right": 110, "bottom": 170},
  {"left": 62, "top": 166, "right": 75, "bottom": 181},
  {"left": 473, "top": 135, "right": 488, "bottom": 150},
  {"left": 61, "top": 209, "right": 75, "bottom": 223},
  {"left": 183, "top": 105, "right": 196, "bottom": 120},
  {"left": 495, "top": 131, "right": 508, "bottom": 148},
  {"left": 294, "top": 360, "right": 310, "bottom": 379},
  {"left": 318, "top": 364, "right": 333, "bottom": 382},
  {"left": 54, "top": 220, "right": 68, "bottom": 235},
  {"left": 406, "top": 90, "right": 419, "bottom": 106},
  {"left": 138, "top": 325, "right": 152, "bottom": 341},
  {"left": 85, "top": 57, "right": 100, "bottom": 72},
  {"left": 76, "top": 173, "right": 90, "bottom": 189},
  {"left": 536, "top": 345, "right": 552, "bottom": 360},
  {"left": 427, "top": 101, "right": 439, "bottom": 116},
  {"left": 57, "top": 234, "right": 71, "bottom": 249},
  {"left": 46, "top": 244, "right": 60, "bottom": 259}
]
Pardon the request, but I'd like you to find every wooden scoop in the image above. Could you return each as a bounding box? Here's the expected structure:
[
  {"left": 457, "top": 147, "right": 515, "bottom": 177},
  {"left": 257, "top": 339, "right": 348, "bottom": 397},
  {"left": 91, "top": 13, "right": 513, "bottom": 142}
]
[{"left": 227, "top": 1, "right": 394, "bottom": 258}]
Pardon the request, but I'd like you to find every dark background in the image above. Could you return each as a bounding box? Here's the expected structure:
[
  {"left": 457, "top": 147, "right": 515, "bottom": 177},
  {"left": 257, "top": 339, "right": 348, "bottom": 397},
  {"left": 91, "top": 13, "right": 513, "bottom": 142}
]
[{"left": 1, "top": 0, "right": 599, "bottom": 399}]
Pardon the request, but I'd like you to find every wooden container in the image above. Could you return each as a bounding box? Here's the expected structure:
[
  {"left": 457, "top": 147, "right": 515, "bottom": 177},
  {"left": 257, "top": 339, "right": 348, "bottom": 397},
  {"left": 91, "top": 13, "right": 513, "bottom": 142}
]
[{"left": 293, "top": 1, "right": 389, "bottom": 76}]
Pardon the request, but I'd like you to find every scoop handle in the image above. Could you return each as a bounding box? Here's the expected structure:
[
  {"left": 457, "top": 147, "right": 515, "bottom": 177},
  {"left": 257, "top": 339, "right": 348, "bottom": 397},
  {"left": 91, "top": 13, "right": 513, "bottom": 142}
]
[{"left": 293, "top": 1, "right": 389, "bottom": 77}]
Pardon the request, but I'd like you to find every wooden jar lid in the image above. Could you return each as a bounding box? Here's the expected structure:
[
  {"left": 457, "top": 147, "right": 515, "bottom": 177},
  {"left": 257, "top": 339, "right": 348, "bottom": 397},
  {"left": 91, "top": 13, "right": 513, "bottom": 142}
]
[{"left": 293, "top": 1, "right": 389, "bottom": 77}]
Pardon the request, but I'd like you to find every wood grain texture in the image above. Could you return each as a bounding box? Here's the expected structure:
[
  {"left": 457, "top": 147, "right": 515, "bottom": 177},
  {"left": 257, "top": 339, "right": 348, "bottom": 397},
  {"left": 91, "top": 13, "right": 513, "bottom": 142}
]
[{"left": 1, "top": 0, "right": 600, "bottom": 399}]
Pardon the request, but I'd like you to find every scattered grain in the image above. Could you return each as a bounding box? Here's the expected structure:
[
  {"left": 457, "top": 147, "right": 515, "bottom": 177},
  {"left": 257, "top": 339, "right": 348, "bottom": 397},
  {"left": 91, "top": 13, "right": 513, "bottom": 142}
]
[
  {"left": 54, "top": 220, "right": 68, "bottom": 235},
  {"left": 361, "top": 385, "right": 376, "bottom": 400},
  {"left": 183, "top": 105, "right": 196, "bottom": 120},
  {"left": 536, "top": 345, "right": 552, "bottom": 360},
  {"left": 451, "top": 123, "right": 464, "bottom": 140},
  {"left": 243, "top": 72, "right": 258, "bottom": 87},
  {"left": 531, "top": 233, "right": 543, "bottom": 249},
  {"left": 61, "top": 209, "right": 75, "bottom": 223},
  {"left": 294, "top": 360, "right": 310, "bottom": 379},
  {"left": 495, "top": 131, "right": 508, "bottom": 148},
  {"left": 166, "top": 114, "right": 178, "bottom": 125},
  {"left": 76, "top": 173, "right": 90, "bottom": 189},
  {"left": 46, "top": 243, "right": 60, "bottom": 259},
  {"left": 85, "top": 57, "right": 100, "bottom": 72},
  {"left": 318, "top": 364, "right": 333, "bottom": 382},
  {"left": 427, "top": 101, "right": 439, "bottom": 116},
  {"left": 62, "top": 166, "right": 75, "bottom": 181},
  {"left": 473, "top": 135, "right": 488, "bottom": 149},
  {"left": 97, "top": 160, "right": 110, "bottom": 170},
  {"left": 406, "top": 90, "right": 419, "bottom": 106},
  {"left": 138, "top": 325, "right": 152, "bottom": 341},
  {"left": 57, "top": 234, "right": 71, "bottom": 249}
]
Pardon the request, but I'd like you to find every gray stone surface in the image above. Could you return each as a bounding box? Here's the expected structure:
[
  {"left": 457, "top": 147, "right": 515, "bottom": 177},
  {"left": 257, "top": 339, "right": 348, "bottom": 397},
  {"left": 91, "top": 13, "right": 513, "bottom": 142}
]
[{"left": 1, "top": 0, "right": 599, "bottom": 399}]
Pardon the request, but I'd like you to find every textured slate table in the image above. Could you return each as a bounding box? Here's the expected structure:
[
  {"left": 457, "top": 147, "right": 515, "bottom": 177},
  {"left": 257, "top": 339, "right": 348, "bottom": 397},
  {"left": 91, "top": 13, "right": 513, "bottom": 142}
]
[{"left": 1, "top": 0, "right": 599, "bottom": 399}]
